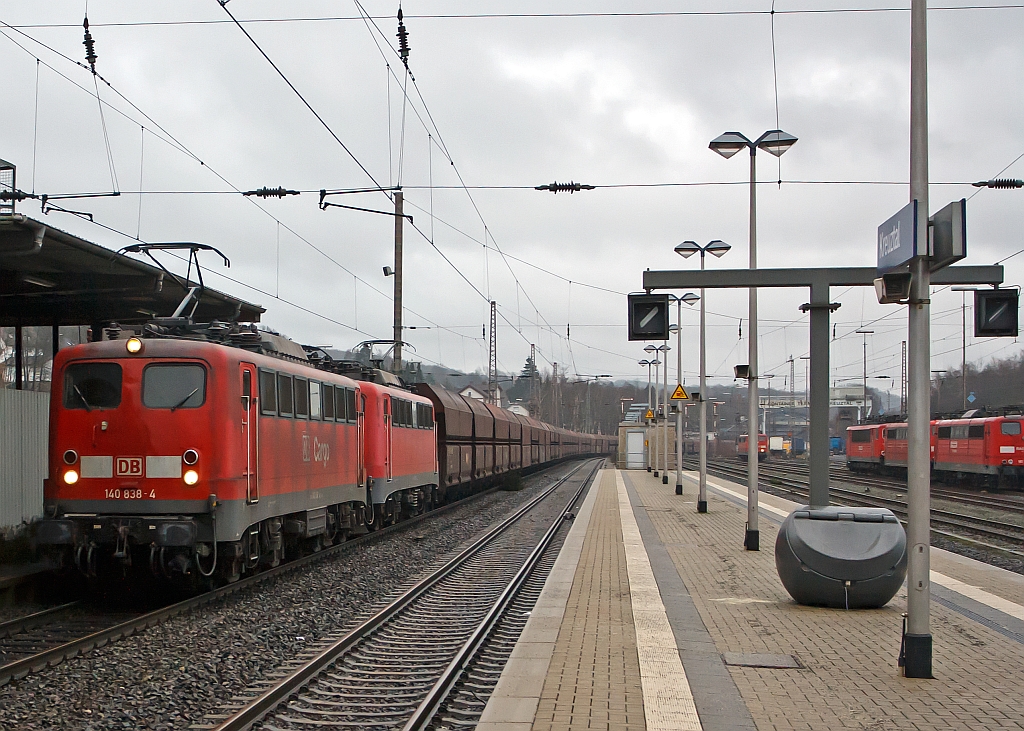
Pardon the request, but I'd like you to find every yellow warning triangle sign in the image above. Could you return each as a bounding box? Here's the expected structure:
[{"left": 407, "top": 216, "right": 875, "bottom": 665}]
[
  {"left": 670, "top": 384, "right": 689, "bottom": 400},
  {"left": 645, "top": 409, "right": 655, "bottom": 419}
]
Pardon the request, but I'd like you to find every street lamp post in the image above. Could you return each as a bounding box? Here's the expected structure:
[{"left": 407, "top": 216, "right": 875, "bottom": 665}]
[
  {"left": 856, "top": 329, "right": 874, "bottom": 422},
  {"left": 711, "top": 129, "right": 797, "bottom": 551},
  {"left": 675, "top": 240, "right": 730, "bottom": 509},
  {"left": 657, "top": 343, "right": 672, "bottom": 483},
  {"left": 639, "top": 359, "right": 654, "bottom": 470},
  {"left": 646, "top": 345, "right": 661, "bottom": 474},
  {"left": 668, "top": 292, "right": 700, "bottom": 496}
]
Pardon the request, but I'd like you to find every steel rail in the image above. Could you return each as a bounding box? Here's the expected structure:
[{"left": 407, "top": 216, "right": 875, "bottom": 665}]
[
  {"left": 686, "top": 456, "right": 1024, "bottom": 514},
  {"left": 0, "top": 602, "right": 80, "bottom": 640},
  {"left": 209, "top": 458, "right": 601, "bottom": 731},
  {"left": 401, "top": 461, "right": 600, "bottom": 730},
  {"left": 0, "top": 462, "right": 582, "bottom": 687},
  {"left": 692, "top": 456, "right": 1024, "bottom": 514}
]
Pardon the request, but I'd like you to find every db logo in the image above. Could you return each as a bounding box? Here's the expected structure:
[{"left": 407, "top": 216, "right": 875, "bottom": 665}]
[{"left": 116, "top": 457, "right": 143, "bottom": 477}]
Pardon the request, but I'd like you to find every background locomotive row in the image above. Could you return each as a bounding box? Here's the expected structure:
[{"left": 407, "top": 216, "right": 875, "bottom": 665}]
[{"left": 847, "top": 415, "right": 1024, "bottom": 485}]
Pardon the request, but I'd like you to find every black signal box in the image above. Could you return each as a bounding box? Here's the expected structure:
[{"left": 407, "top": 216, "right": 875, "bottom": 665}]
[
  {"left": 628, "top": 294, "right": 670, "bottom": 341},
  {"left": 975, "top": 289, "right": 1019, "bottom": 337}
]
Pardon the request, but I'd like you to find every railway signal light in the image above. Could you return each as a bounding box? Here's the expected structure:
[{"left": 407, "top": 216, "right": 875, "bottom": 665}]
[
  {"left": 974, "top": 289, "right": 1019, "bottom": 337},
  {"left": 627, "top": 293, "right": 670, "bottom": 340}
]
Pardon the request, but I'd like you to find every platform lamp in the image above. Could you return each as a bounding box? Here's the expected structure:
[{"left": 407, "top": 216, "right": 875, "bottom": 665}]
[
  {"left": 855, "top": 329, "right": 875, "bottom": 422},
  {"left": 639, "top": 360, "right": 653, "bottom": 470},
  {"left": 710, "top": 129, "right": 796, "bottom": 550},
  {"left": 644, "top": 345, "right": 660, "bottom": 473},
  {"left": 675, "top": 240, "right": 730, "bottom": 508},
  {"left": 656, "top": 343, "right": 672, "bottom": 483},
  {"left": 668, "top": 292, "right": 700, "bottom": 496}
]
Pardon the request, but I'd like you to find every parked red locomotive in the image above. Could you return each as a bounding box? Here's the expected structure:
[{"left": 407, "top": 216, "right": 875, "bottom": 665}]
[
  {"left": 36, "top": 327, "right": 613, "bottom": 589},
  {"left": 737, "top": 433, "right": 768, "bottom": 462},
  {"left": 846, "top": 414, "right": 1024, "bottom": 487}
]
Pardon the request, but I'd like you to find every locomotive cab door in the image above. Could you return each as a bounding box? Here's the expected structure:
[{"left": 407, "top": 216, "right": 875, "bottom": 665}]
[
  {"left": 384, "top": 395, "right": 393, "bottom": 481},
  {"left": 241, "top": 364, "right": 259, "bottom": 504},
  {"left": 357, "top": 393, "right": 366, "bottom": 488}
]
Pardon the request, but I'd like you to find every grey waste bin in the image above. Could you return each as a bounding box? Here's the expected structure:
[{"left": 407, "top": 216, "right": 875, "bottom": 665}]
[{"left": 775, "top": 506, "right": 907, "bottom": 609}]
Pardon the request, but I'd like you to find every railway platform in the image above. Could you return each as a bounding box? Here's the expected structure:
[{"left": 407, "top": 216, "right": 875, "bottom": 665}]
[{"left": 478, "top": 467, "right": 1024, "bottom": 730}]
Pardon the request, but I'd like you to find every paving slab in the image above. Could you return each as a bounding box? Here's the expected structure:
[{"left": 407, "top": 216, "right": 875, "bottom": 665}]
[{"left": 644, "top": 466, "right": 1024, "bottom": 730}]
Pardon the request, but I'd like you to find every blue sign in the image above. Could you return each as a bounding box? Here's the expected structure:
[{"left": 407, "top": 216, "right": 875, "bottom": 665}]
[
  {"left": 877, "top": 200, "right": 919, "bottom": 272},
  {"left": 968, "top": 392, "right": 976, "bottom": 404}
]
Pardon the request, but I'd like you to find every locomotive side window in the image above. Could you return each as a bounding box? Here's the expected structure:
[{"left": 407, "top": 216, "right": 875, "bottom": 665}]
[
  {"left": 335, "top": 387, "right": 348, "bottom": 422},
  {"left": 968, "top": 425, "right": 985, "bottom": 439},
  {"left": 277, "top": 374, "right": 294, "bottom": 416},
  {"left": 347, "top": 389, "right": 357, "bottom": 423},
  {"left": 951, "top": 425, "right": 969, "bottom": 439},
  {"left": 142, "top": 364, "right": 206, "bottom": 409},
  {"left": 260, "top": 370, "right": 277, "bottom": 415},
  {"left": 309, "top": 382, "right": 321, "bottom": 420},
  {"left": 1002, "top": 421, "right": 1022, "bottom": 435},
  {"left": 937, "top": 426, "right": 951, "bottom": 439},
  {"left": 850, "top": 430, "right": 872, "bottom": 443},
  {"left": 886, "top": 429, "right": 896, "bottom": 439},
  {"left": 295, "top": 378, "right": 309, "bottom": 419},
  {"left": 418, "top": 404, "right": 433, "bottom": 429},
  {"left": 322, "top": 384, "right": 335, "bottom": 420},
  {"left": 64, "top": 362, "right": 122, "bottom": 410}
]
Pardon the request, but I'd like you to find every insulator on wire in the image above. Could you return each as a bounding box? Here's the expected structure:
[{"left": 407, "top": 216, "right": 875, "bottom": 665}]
[
  {"left": 397, "top": 9, "right": 411, "bottom": 70},
  {"left": 973, "top": 178, "right": 1024, "bottom": 189},
  {"left": 242, "top": 187, "right": 300, "bottom": 198},
  {"left": 534, "top": 181, "right": 596, "bottom": 194},
  {"left": 83, "top": 16, "right": 97, "bottom": 74}
]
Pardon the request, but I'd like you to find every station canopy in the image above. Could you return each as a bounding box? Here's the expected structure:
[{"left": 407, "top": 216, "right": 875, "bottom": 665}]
[{"left": 0, "top": 215, "right": 263, "bottom": 327}]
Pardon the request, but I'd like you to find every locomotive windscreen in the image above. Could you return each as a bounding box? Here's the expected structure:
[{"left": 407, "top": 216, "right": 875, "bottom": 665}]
[
  {"left": 64, "top": 362, "right": 122, "bottom": 410},
  {"left": 143, "top": 364, "right": 206, "bottom": 409}
]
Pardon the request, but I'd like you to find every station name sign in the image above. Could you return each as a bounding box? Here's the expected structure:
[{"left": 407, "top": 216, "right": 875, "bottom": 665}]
[{"left": 877, "top": 200, "right": 919, "bottom": 272}]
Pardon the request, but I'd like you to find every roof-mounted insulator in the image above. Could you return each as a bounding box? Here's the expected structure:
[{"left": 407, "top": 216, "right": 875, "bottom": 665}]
[
  {"left": 83, "top": 16, "right": 98, "bottom": 74},
  {"left": 397, "top": 9, "right": 411, "bottom": 70},
  {"left": 534, "top": 181, "right": 596, "bottom": 194},
  {"left": 242, "top": 187, "right": 301, "bottom": 198},
  {"left": 973, "top": 178, "right": 1024, "bottom": 189}
]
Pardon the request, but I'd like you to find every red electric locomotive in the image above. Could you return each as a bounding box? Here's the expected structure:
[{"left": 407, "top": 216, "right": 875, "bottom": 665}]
[
  {"left": 845, "top": 424, "right": 886, "bottom": 471},
  {"left": 358, "top": 380, "right": 438, "bottom": 527},
  {"left": 737, "top": 433, "right": 768, "bottom": 461},
  {"left": 932, "top": 415, "right": 1024, "bottom": 485}
]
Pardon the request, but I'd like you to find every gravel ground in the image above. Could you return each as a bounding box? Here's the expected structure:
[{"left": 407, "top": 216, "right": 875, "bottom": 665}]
[{"left": 0, "top": 461, "right": 594, "bottom": 731}]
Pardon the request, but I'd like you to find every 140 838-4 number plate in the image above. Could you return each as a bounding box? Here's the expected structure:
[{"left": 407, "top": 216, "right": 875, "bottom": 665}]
[{"left": 105, "top": 488, "right": 156, "bottom": 499}]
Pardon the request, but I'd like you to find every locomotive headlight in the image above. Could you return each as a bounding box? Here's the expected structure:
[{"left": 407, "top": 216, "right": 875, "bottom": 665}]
[
  {"left": 126, "top": 337, "right": 143, "bottom": 354},
  {"left": 183, "top": 469, "right": 200, "bottom": 486},
  {"left": 183, "top": 449, "right": 199, "bottom": 466},
  {"left": 63, "top": 470, "right": 79, "bottom": 485}
]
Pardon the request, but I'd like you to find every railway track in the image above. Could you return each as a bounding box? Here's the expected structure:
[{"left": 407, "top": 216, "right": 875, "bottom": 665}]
[
  {"left": 0, "top": 461, "right": 587, "bottom": 688},
  {"left": 683, "top": 456, "right": 1024, "bottom": 516},
  {"left": 198, "top": 459, "right": 601, "bottom": 731},
  {"left": 764, "top": 459, "right": 1024, "bottom": 514},
  {"left": 687, "top": 458, "right": 1024, "bottom": 555}
]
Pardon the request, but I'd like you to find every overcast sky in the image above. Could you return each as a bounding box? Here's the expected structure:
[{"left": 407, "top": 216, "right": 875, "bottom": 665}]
[{"left": 2, "top": 1, "right": 1022, "bottom": 400}]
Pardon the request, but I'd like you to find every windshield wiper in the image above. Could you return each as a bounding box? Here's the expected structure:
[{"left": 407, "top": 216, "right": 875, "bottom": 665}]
[
  {"left": 73, "top": 385, "right": 93, "bottom": 412},
  {"left": 170, "top": 388, "right": 200, "bottom": 412}
]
